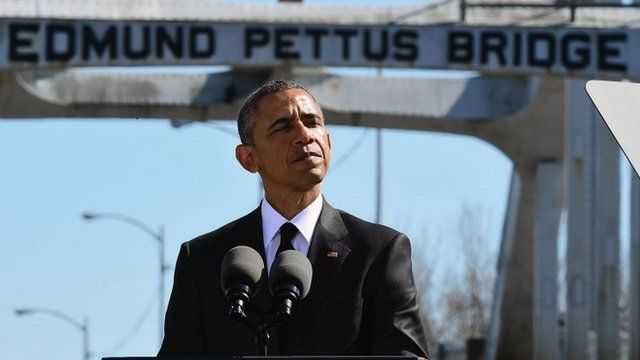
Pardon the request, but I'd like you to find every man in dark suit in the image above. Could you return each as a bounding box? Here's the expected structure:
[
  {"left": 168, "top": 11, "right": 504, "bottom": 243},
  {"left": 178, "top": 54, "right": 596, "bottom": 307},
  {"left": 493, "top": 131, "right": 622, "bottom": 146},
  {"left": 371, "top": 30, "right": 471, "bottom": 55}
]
[{"left": 159, "top": 80, "right": 429, "bottom": 358}]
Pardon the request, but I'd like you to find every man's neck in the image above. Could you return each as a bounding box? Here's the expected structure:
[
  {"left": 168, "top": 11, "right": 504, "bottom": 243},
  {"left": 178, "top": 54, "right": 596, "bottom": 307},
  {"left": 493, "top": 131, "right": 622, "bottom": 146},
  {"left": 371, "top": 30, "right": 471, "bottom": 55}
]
[{"left": 264, "top": 186, "right": 321, "bottom": 220}]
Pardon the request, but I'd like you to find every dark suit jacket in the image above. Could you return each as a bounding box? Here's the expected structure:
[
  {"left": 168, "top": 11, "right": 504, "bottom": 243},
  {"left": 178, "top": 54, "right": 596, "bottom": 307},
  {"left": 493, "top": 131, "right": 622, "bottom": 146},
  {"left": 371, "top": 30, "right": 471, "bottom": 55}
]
[{"left": 158, "top": 200, "right": 428, "bottom": 357}]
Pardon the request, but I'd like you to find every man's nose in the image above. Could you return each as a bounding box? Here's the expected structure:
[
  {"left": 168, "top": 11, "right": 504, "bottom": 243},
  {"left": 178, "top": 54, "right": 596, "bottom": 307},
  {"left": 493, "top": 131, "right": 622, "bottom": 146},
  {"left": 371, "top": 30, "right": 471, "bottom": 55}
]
[{"left": 292, "top": 120, "right": 313, "bottom": 146}]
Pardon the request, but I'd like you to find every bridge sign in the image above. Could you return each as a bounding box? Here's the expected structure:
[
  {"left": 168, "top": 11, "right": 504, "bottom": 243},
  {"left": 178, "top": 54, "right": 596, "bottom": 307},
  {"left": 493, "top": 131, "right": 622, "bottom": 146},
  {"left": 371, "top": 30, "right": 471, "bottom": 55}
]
[{"left": 0, "top": 20, "right": 633, "bottom": 79}]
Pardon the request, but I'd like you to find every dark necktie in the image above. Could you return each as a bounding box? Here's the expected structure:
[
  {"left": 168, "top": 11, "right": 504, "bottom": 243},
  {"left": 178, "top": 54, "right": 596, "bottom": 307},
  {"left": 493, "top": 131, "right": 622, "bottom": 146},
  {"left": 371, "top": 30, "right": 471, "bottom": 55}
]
[
  {"left": 274, "top": 222, "right": 299, "bottom": 354},
  {"left": 276, "top": 222, "right": 298, "bottom": 254}
]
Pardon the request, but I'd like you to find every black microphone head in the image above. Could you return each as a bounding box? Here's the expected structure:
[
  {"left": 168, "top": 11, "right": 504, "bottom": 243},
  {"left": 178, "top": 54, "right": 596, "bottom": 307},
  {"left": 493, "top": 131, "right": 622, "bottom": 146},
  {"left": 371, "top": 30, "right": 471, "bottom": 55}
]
[
  {"left": 269, "top": 250, "right": 313, "bottom": 299},
  {"left": 220, "top": 246, "right": 264, "bottom": 294}
]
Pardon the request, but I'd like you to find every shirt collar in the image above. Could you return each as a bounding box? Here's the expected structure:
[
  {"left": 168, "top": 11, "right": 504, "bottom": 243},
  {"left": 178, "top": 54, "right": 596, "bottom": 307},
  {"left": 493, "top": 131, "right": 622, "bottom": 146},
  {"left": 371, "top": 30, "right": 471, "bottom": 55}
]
[{"left": 261, "top": 193, "right": 324, "bottom": 247}]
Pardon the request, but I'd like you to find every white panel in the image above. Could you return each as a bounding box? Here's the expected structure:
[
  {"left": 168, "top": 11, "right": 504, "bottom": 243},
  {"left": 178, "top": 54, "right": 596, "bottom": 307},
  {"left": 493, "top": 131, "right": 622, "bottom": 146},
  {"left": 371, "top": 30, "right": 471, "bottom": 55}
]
[{"left": 586, "top": 80, "right": 640, "bottom": 179}]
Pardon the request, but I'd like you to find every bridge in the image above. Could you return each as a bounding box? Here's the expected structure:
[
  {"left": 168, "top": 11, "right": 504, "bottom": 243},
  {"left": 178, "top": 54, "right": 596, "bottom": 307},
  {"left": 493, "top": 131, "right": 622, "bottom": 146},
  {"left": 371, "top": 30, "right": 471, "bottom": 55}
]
[{"left": 1, "top": 1, "right": 638, "bottom": 359}]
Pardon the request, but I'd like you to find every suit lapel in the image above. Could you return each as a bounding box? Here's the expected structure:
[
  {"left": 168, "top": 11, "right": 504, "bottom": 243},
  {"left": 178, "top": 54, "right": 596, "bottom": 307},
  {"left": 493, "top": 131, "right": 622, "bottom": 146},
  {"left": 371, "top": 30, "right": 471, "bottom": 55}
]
[
  {"left": 227, "top": 206, "right": 264, "bottom": 258},
  {"left": 285, "top": 200, "right": 351, "bottom": 352}
]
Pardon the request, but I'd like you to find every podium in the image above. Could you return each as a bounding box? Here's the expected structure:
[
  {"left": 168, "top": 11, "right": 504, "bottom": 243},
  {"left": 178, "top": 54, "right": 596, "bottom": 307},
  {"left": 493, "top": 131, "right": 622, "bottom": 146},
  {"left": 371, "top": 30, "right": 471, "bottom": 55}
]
[{"left": 104, "top": 357, "right": 418, "bottom": 360}]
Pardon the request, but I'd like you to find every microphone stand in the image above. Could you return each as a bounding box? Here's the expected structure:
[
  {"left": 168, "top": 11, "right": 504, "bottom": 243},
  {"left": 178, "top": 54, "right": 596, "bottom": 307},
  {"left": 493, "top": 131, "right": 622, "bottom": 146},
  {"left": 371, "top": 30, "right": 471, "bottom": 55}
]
[
  {"left": 256, "top": 312, "right": 290, "bottom": 356},
  {"left": 256, "top": 284, "right": 301, "bottom": 356},
  {"left": 229, "top": 307, "right": 289, "bottom": 356},
  {"left": 256, "top": 322, "right": 270, "bottom": 356}
]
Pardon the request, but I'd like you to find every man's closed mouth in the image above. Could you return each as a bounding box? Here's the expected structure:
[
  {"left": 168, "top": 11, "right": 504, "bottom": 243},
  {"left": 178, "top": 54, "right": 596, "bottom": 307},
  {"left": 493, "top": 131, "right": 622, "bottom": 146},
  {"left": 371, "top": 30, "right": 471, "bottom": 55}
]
[{"left": 292, "top": 151, "right": 321, "bottom": 162}]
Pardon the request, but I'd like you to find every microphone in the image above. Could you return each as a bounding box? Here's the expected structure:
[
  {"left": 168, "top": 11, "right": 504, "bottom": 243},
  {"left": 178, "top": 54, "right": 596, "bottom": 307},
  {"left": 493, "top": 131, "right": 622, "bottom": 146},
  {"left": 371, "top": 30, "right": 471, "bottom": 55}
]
[
  {"left": 220, "top": 246, "right": 264, "bottom": 322},
  {"left": 269, "top": 250, "right": 313, "bottom": 320}
]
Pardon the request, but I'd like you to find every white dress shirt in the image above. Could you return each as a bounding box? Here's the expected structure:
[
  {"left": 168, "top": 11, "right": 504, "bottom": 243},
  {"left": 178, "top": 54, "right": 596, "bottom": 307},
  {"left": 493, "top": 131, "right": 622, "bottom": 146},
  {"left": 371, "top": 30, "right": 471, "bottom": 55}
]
[{"left": 261, "top": 193, "right": 324, "bottom": 273}]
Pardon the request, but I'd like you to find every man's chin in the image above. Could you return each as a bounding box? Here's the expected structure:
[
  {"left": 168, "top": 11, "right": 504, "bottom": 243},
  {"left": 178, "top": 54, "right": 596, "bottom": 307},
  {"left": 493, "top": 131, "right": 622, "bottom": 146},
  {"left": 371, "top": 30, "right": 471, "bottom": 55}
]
[{"left": 292, "top": 171, "right": 325, "bottom": 191}]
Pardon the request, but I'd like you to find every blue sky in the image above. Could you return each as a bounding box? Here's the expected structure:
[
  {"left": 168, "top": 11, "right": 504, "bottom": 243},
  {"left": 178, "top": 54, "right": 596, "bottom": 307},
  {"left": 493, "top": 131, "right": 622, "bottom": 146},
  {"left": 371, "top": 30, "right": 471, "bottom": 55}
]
[{"left": 4, "top": 0, "right": 632, "bottom": 359}]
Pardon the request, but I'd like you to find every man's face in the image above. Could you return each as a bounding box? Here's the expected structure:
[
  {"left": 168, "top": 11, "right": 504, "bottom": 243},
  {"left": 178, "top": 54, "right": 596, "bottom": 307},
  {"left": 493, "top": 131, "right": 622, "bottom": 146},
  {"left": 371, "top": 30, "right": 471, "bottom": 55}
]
[{"left": 237, "top": 88, "right": 331, "bottom": 193}]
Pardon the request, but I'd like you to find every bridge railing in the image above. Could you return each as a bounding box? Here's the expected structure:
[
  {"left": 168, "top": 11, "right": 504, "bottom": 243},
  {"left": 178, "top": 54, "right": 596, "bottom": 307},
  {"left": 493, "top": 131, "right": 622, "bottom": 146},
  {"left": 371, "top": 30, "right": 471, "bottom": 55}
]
[{"left": 459, "top": 0, "right": 640, "bottom": 22}]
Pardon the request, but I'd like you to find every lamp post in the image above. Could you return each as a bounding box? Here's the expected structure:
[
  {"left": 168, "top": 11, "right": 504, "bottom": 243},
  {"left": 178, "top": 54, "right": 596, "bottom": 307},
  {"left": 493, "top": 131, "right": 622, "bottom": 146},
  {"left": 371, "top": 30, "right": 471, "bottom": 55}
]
[
  {"left": 15, "top": 307, "right": 90, "bottom": 360},
  {"left": 81, "top": 211, "right": 167, "bottom": 346}
]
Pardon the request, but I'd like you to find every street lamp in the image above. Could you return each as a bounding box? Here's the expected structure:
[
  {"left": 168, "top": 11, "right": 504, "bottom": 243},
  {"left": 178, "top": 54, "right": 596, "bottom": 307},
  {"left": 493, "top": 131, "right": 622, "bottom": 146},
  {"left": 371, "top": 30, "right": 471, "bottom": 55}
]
[
  {"left": 81, "top": 211, "right": 167, "bottom": 346},
  {"left": 15, "top": 307, "right": 90, "bottom": 360}
]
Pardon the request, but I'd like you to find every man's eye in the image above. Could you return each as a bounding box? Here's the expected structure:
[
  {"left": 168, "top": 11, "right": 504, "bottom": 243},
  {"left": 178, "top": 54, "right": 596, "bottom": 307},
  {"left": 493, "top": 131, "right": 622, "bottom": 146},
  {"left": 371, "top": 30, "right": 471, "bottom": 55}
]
[{"left": 273, "top": 124, "right": 289, "bottom": 132}]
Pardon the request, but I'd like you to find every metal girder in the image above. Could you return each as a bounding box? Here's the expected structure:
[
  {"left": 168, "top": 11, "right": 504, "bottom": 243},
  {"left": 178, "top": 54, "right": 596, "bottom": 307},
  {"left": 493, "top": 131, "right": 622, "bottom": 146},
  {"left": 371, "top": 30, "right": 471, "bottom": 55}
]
[
  {"left": 631, "top": 174, "right": 640, "bottom": 360},
  {"left": 491, "top": 161, "right": 552, "bottom": 359},
  {"left": 481, "top": 75, "right": 566, "bottom": 357},
  {"left": 2, "top": 0, "right": 640, "bottom": 27},
  {"left": 15, "top": 69, "right": 271, "bottom": 106},
  {"left": 565, "top": 78, "right": 596, "bottom": 360},
  {"left": 565, "top": 78, "right": 622, "bottom": 360},
  {"left": 533, "top": 162, "right": 562, "bottom": 360},
  {"left": 0, "top": 68, "right": 534, "bottom": 122},
  {"left": 0, "top": 67, "right": 565, "bottom": 162},
  {"left": 305, "top": 74, "right": 534, "bottom": 120},
  {"left": 486, "top": 160, "right": 564, "bottom": 360},
  {"left": 0, "top": 0, "right": 444, "bottom": 25},
  {"left": 486, "top": 170, "right": 521, "bottom": 360},
  {"left": 593, "top": 102, "right": 621, "bottom": 360}
]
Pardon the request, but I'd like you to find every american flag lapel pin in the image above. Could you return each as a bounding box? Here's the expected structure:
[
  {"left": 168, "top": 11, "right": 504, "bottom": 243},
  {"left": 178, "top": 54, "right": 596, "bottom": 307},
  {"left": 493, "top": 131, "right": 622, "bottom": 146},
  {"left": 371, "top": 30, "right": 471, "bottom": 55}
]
[{"left": 327, "top": 251, "right": 339, "bottom": 258}]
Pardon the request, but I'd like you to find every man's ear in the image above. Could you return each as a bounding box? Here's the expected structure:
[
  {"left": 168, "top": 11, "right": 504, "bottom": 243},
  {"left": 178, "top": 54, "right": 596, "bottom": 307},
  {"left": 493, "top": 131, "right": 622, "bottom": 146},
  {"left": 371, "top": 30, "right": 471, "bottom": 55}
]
[
  {"left": 236, "top": 144, "right": 259, "bottom": 173},
  {"left": 326, "top": 132, "right": 332, "bottom": 150}
]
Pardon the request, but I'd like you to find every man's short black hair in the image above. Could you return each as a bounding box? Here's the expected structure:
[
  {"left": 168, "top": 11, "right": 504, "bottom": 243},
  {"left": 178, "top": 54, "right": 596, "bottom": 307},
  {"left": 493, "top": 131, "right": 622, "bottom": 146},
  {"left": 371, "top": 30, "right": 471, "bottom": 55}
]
[{"left": 237, "top": 79, "right": 317, "bottom": 145}]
